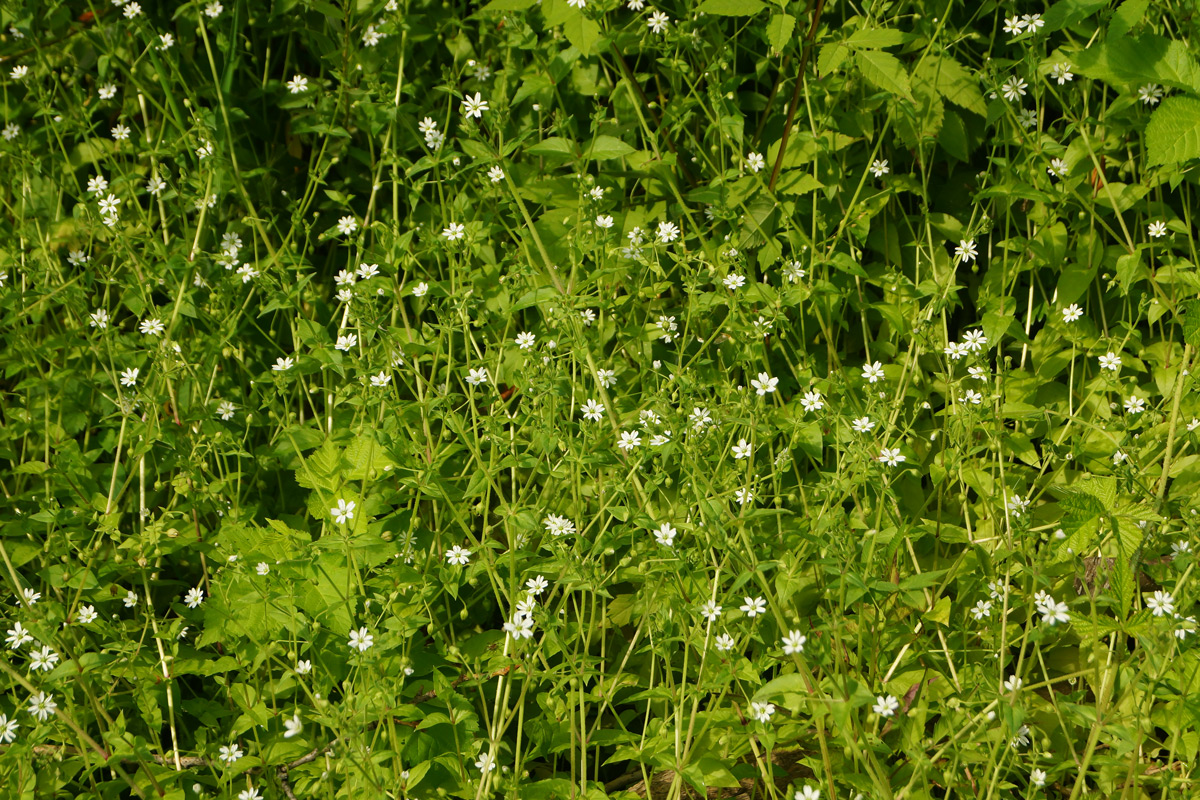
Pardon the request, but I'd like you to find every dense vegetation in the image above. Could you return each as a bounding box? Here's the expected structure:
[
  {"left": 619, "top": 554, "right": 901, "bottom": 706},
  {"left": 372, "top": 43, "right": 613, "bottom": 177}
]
[{"left": 2, "top": 0, "right": 1200, "bottom": 798}]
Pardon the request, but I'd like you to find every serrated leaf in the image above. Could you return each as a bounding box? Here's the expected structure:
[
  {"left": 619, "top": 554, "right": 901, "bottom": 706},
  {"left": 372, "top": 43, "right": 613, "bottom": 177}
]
[
  {"left": 697, "top": 0, "right": 766, "bottom": 14},
  {"left": 585, "top": 134, "right": 634, "bottom": 160},
  {"left": 1074, "top": 475, "right": 1117, "bottom": 512},
  {"left": 817, "top": 42, "right": 848, "bottom": 75},
  {"left": 766, "top": 13, "right": 795, "bottom": 54},
  {"left": 1113, "top": 518, "right": 1137, "bottom": 619},
  {"left": 1042, "top": 0, "right": 1107, "bottom": 32},
  {"left": 1074, "top": 34, "right": 1200, "bottom": 93},
  {"left": 844, "top": 29, "right": 911, "bottom": 49},
  {"left": 478, "top": 0, "right": 537, "bottom": 10},
  {"left": 855, "top": 49, "right": 914, "bottom": 102},
  {"left": 1147, "top": 96, "right": 1200, "bottom": 167},
  {"left": 938, "top": 109, "right": 970, "bottom": 160},
  {"left": 915, "top": 56, "right": 986, "bottom": 117},
  {"left": 563, "top": 13, "right": 601, "bottom": 56},
  {"left": 1110, "top": 0, "right": 1149, "bottom": 39},
  {"left": 1181, "top": 299, "right": 1200, "bottom": 349}
]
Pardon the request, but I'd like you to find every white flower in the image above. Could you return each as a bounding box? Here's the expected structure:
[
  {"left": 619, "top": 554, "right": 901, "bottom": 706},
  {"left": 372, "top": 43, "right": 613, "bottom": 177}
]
[
  {"left": 851, "top": 416, "right": 875, "bottom": 433},
  {"left": 1002, "top": 15, "right": 1026, "bottom": 35},
  {"left": 158, "top": 33, "right": 175, "bottom": 50},
  {"left": 481, "top": 165, "right": 505, "bottom": 184},
  {"left": 139, "top": 318, "right": 165, "bottom": 336},
  {"left": 543, "top": 514, "right": 576, "bottom": 537},
  {"left": 446, "top": 545, "right": 471, "bottom": 565},
  {"left": 1124, "top": 395, "right": 1145, "bottom": 414},
  {"left": 618, "top": 430, "right": 641, "bottom": 451},
  {"left": 442, "top": 222, "right": 466, "bottom": 241},
  {"left": 1004, "top": 675, "right": 1023, "bottom": 693},
  {"left": 746, "top": 152, "right": 765, "bottom": 172},
  {"left": 27, "top": 692, "right": 57, "bottom": 722},
  {"left": 331, "top": 499, "right": 356, "bottom": 525},
  {"left": 781, "top": 630, "right": 806, "bottom": 655},
  {"left": 1050, "top": 62, "right": 1074, "bottom": 84},
  {"left": 740, "top": 596, "right": 766, "bottom": 618},
  {"left": 879, "top": 447, "right": 905, "bottom": 467},
  {"left": 872, "top": 695, "right": 900, "bottom": 717},
  {"left": 123, "top": 2, "right": 142, "bottom": 17},
  {"left": 205, "top": 2, "right": 224, "bottom": 17},
  {"left": 869, "top": 159, "right": 889, "bottom": 177},
  {"left": 348, "top": 626, "right": 374, "bottom": 651},
  {"left": 1023, "top": 13, "right": 1044, "bottom": 31},
  {"left": 526, "top": 575, "right": 549, "bottom": 596},
  {"left": 734, "top": 487, "right": 753, "bottom": 505},
  {"left": 335, "top": 333, "right": 357, "bottom": 352},
  {"left": 272, "top": 356, "right": 294, "bottom": 372},
  {"left": 184, "top": 587, "right": 204, "bottom": 609},
  {"left": 954, "top": 239, "right": 978, "bottom": 262},
  {"left": 1048, "top": 158, "right": 1069, "bottom": 178},
  {"left": 647, "top": 10, "right": 670, "bottom": 33},
  {"left": 29, "top": 645, "right": 58, "bottom": 672},
  {"left": 1001, "top": 76, "right": 1027, "bottom": 101},
  {"left": 1113, "top": 450, "right": 1128, "bottom": 465},
  {"left": 751, "top": 373, "right": 778, "bottom": 396},
  {"left": 196, "top": 140, "right": 214, "bottom": 158},
  {"left": 461, "top": 92, "right": 489, "bottom": 119},
  {"left": 750, "top": 701, "right": 775, "bottom": 724},
  {"left": 970, "top": 599, "right": 992, "bottom": 620},
  {"left": 1030, "top": 768, "right": 1047, "bottom": 788},
  {"left": 654, "top": 523, "right": 677, "bottom": 547},
  {"left": 1148, "top": 220, "right": 1168, "bottom": 238},
  {"left": 146, "top": 175, "right": 167, "bottom": 194},
  {"left": 76, "top": 605, "right": 98, "bottom": 624},
  {"left": 411, "top": 282, "right": 429, "bottom": 297},
  {"left": 0, "top": 713, "right": 17, "bottom": 743},
  {"left": 1061, "top": 303, "right": 1083, "bottom": 323},
  {"left": 124, "top": 590, "right": 138, "bottom": 608},
  {"left": 1138, "top": 83, "right": 1163, "bottom": 105},
  {"left": 581, "top": 399, "right": 605, "bottom": 422},
  {"left": 120, "top": 367, "right": 139, "bottom": 387},
  {"left": 283, "top": 712, "right": 302, "bottom": 739},
  {"left": 1041, "top": 601, "right": 1070, "bottom": 626},
  {"left": 596, "top": 368, "right": 617, "bottom": 388},
  {"left": 700, "top": 600, "right": 722, "bottom": 623},
  {"left": 2, "top": 123, "right": 20, "bottom": 141},
  {"left": 800, "top": 390, "right": 823, "bottom": 412},
  {"left": 287, "top": 75, "right": 309, "bottom": 94},
  {"left": 1147, "top": 590, "right": 1175, "bottom": 617},
  {"left": 862, "top": 361, "right": 884, "bottom": 383},
  {"left": 794, "top": 787, "right": 820, "bottom": 800},
  {"left": 362, "top": 25, "right": 384, "bottom": 46},
  {"left": 5, "top": 622, "right": 32, "bottom": 650},
  {"left": 370, "top": 371, "right": 392, "bottom": 388},
  {"left": 466, "top": 367, "right": 489, "bottom": 387},
  {"left": 690, "top": 407, "right": 713, "bottom": 431},
  {"left": 10, "top": 65, "right": 28, "bottom": 80},
  {"left": 733, "top": 439, "right": 752, "bottom": 460},
  {"left": 337, "top": 216, "right": 358, "bottom": 236},
  {"left": 595, "top": 214, "right": 614, "bottom": 229},
  {"left": 961, "top": 389, "right": 983, "bottom": 405},
  {"left": 1006, "top": 494, "right": 1031, "bottom": 517},
  {"left": 655, "top": 220, "right": 680, "bottom": 243},
  {"left": 714, "top": 632, "right": 736, "bottom": 651},
  {"left": 724, "top": 273, "right": 746, "bottom": 291},
  {"left": 295, "top": 660, "right": 312, "bottom": 675},
  {"left": 256, "top": 562, "right": 269, "bottom": 575},
  {"left": 475, "top": 751, "right": 496, "bottom": 772}
]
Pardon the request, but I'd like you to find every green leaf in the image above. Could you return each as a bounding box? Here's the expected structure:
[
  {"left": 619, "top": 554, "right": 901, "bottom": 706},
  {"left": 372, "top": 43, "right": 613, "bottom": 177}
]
[
  {"left": 753, "top": 672, "right": 809, "bottom": 701},
  {"left": 765, "top": 13, "right": 795, "bottom": 54},
  {"left": 527, "top": 136, "right": 578, "bottom": 161},
  {"left": 478, "top": 0, "right": 537, "bottom": 10},
  {"left": 1042, "top": 0, "right": 1109, "bottom": 32},
  {"left": 696, "top": 0, "right": 766, "bottom": 14},
  {"left": 563, "top": 13, "right": 601, "bottom": 56},
  {"left": 1110, "top": 0, "right": 1149, "bottom": 39},
  {"left": 1182, "top": 299, "right": 1200, "bottom": 349},
  {"left": 1075, "top": 475, "right": 1116, "bottom": 512},
  {"left": 938, "top": 109, "right": 970, "bottom": 160},
  {"left": 1113, "top": 518, "right": 1139, "bottom": 619},
  {"left": 1074, "top": 34, "right": 1200, "bottom": 93},
  {"left": 584, "top": 134, "right": 634, "bottom": 160},
  {"left": 817, "top": 42, "right": 849, "bottom": 75},
  {"left": 1147, "top": 96, "right": 1200, "bottom": 167},
  {"left": 844, "top": 29, "right": 911, "bottom": 49},
  {"left": 855, "top": 49, "right": 914, "bottom": 102},
  {"left": 775, "top": 171, "right": 822, "bottom": 195},
  {"left": 924, "top": 596, "right": 951, "bottom": 627},
  {"left": 915, "top": 56, "right": 987, "bottom": 117}
]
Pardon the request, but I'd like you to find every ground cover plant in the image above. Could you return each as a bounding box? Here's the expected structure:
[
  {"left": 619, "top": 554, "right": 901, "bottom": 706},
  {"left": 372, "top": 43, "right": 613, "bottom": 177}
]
[{"left": 2, "top": 0, "right": 1200, "bottom": 798}]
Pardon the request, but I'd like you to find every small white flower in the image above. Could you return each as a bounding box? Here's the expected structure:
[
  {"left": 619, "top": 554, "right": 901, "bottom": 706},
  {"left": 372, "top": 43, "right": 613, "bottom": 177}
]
[
  {"left": 337, "top": 216, "right": 358, "bottom": 236},
  {"left": 442, "top": 222, "right": 466, "bottom": 241},
  {"left": 1050, "top": 62, "right": 1074, "bottom": 84},
  {"left": 617, "top": 430, "right": 641, "bottom": 451},
  {"left": 750, "top": 701, "right": 775, "bottom": 723},
  {"left": 1124, "top": 395, "right": 1146, "bottom": 414},
  {"left": 647, "top": 10, "right": 670, "bottom": 34},
  {"left": 1048, "top": 158, "right": 1069, "bottom": 178},
  {"left": 76, "top": 605, "right": 98, "bottom": 624},
  {"left": 862, "top": 361, "right": 884, "bottom": 383},
  {"left": 700, "top": 600, "right": 722, "bottom": 623},
  {"left": 272, "top": 356, "right": 294, "bottom": 372},
  {"left": 1001, "top": 76, "right": 1028, "bottom": 102},
  {"left": 781, "top": 630, "right": 806, "bottom": 655},
  {"left": 27, "top": 692, "right": 57, "bottom": 722},
  {"left": 872, "top": 694, "right": 900, "bottom": 717},
  {"left": 654, "top": 523, "right": 677, "bottom": 547},
  {"left": 461, "top": 92, "right": 489, "bottom": 119},
  {"left": 740, "top": 596, "right": 766, "bottom": 618},
  {"left": 655, "top": 221, "right": 680, "bottom": 244},
  {"left": 733, "top": 439, "right": 752, "bottom": 460},
  {"left": 475, "top": 751, "right": 497, "bottom": 772},
  {"left": 879, "top": 447, "right": 905, "bottom": 467},
  {"left": 331, "top": 499, "right": 356, "bottom": 525},
  {"left": 466, "top": 367, "right": 489, "bottom": 387},
  {"left": 526, "top": 575, "right": 549, "bottom": 595},
  {"left": 595, "top": 214, "right": 614, "bottom": 229},
  {"left": 746, "top": 152, "right": 765, "bottom": 173},
  {"left": 487, "top": 165, "right": 505, "bottom": 183},
  {"left": 581, "top": 399, "right": 605, "bottom": 422},
  {"left": 800, "top": 390, "right": 823, "bottom": 412},
  {"left": 370, "top": 371, "right": 392, "bottom": 388},
  {"left": 183, "top": 587, "right": 204, "bottom": 609},
  {"left": 724, "top": 273, "right": 746, "bottom": 291},
  {"left": 1147, "top": 590, "right": 1175, "bottom": 617},
  {"left": 1003, "top": 675, "right": 1023, "bottom": 693},
  {"left": 1030, "top": 768, "right": 1047, "bottom": 788},
  {"left": 283, "top": 712, "right": 302, "bottom": 739},
  {"left": 954, "top": 239, "right": 978, "bottom": 262},
  {"left": 794, "top": 787, "right": 820, "bottom": 800},
  {"left": 348, "top": 626, "right": 374, "bottom": 652},
  {"left": 1041, "top": 601, "right": 1070, "bottom": 626},
  {"left": 139, "top": 318, "right": 165, "bottom": 336},
  {"left": 714, "top": 632, "right": 736, "bottom": 651},
  {"left": 1099, "top": 352, "right": 1121, "bottom": 372},
  {"left": 1148, "top": 220, "right": 1168, "bottom": 238},
  {"left": 751, "top": 373, "right": 778, "bottom": 396},
  {"left": 446, "top": 545, "right": 471, "bottom": 565},
  {"left": 334, "top": 333, "right": 357, "bottom": 352},
  {"left": 10, "top": 65, "right": 29, "bottom": 80},
  {"left": 256, "top": 562, "right": 269, "bottom": 575},
  {"left": 120, "top": 367, "right": 139, "bottom": 387},
  {"left": 970, "top": 599, "right": 992, "bottom": 620},
  {"left": 1061, "top": 303, "right": 1083, "bottom": 323},
  {"left": 851, "top": 416, "right": 875, "bottom": 433},
  {"left": 1138, "top": 83, "right": 1163, "bottom": 106},
  {"left": 411, "top": 281, "right": 429, "bottom": 297},
  {"left": 869, "top": 159, "right": 889, "bottom": 177},
  {"left": 295, "top": 660, "right": 312, "bottom": 675},
  {"left": 287, "top": 75, "right": 309, "bottom": 94},
  {"left": 734, "top": 487, "right": 754, "bottom": 505}
]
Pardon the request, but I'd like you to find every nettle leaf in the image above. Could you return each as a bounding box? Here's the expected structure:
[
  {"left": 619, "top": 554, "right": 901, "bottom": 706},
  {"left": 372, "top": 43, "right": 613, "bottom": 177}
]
[
  {"left": 855, "top": 49, "right": 914, "bottom": 102},
  {"left": 765, "top": 13, "right": 795, "bottom": 55},
  {"left": 1074, "top": 34, "right": 1200, "bottom": 93},
  {"left": 817, "top": 42, "right": 849, "bottom": 75},
  {"left": 697, "top": 0, "right": 766, "bottom": 15},
  {"left": 1147, "top": 96, "right": 1200, "bottom": 167},
  {"left": 1181, "top": 298, "right": 1200, "bottom": 349},
  {"left": 1112, "top": 517, "right": 1140, "bottom": 619},
  {"left": 915, "top": 56, "right": 987, "bottom": 117},
  {"left": 1109, "top": 0, "right": 1150, "bottom": 39},
  {"left": 1043, "top": 0, "right": 1107, "bottom": 32},
  {"left": 844, "top": 28, "right": 911, "bottom": 49}
]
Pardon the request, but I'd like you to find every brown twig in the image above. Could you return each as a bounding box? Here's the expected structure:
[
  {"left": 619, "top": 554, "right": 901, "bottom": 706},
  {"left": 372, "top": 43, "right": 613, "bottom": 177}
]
[{"left": 767, "top": 0, "right": 826, "bottom": 193}]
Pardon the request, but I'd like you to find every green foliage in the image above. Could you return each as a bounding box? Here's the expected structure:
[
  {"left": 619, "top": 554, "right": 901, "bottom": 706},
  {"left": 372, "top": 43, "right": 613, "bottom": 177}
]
[{"left": 1, "top": 0, "right": 1200, "bottom": 799}]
